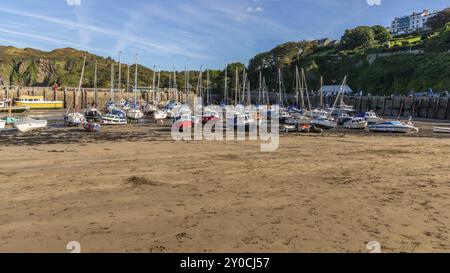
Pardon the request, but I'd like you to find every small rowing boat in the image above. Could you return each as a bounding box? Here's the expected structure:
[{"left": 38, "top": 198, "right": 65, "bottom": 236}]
[{"left": 433, "top": 127, "right": 450, "bottom": 134}]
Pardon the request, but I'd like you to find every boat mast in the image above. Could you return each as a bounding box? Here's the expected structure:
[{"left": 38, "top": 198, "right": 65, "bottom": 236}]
[
  {"left": 75, "top": 55, "right": 87, "bottom": 113},
  {"left": 152, "top": 66, "right": 156, "bottom": 101},
  {"left": 173, "top": 67, "right": 178, "bottom": 102},
  {"left": 235, "top": 67, "right": 238, "bottom": 106},
  {"left": 278, "top": 69, "right": 282, "bottom": 106},
  {"left": 134, "top": 53, "right": 138, "bottom": 107},
  {"left": 126, "top": 64, "right": 130, "bottom": 94},
  {"left": 224, "top": 63, "right": 228, "bottom": 105},
  {"left": 242, "top": 69, "right": 246, "bottom": 104},
  {"left": 94, "top": 59, "right": 97, "bottom": 107},
  {"left": 118, "top": 51, "right": 122, "bottom": 99},
  {"left": 320, "top": 76, "right": 324, "bottom": 109},
  {"left": 206, "top": 69, "right": 210, "bottom": 105},
  {"left": 110, "top": 60, "right": 114, "bottom": 102},
  {"left": 247, "top": 80, "right": 251, "bottom": 106},
  {"left": 258, "top": 70, "right": 262, "bottom": 106},
  {"left": 301, "top": 68, "right": 311, "bottom": 111},
  {"left": 330, "top": 76, "right": 347, "bottom": 116}
]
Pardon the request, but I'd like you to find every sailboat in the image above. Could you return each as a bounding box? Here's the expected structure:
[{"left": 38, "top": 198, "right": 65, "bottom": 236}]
[
  {"left": 126, "top": 54, "right": 144, "bottom": 121},
  {"left": 65, "top": 55, "right": 87, "bottom": 126},
  {"left": 311, "top": 76, "right": 348, "bottom": 130}
]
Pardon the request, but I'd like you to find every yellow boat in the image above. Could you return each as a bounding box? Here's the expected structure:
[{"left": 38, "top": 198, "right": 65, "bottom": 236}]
[{"left": 15, "top": 95, "right": 63, "bottom": 109}]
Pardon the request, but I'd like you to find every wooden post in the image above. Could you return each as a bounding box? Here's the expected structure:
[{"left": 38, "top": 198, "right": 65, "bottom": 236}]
[
  {"left": 445, "top": 98, "right": 450, "bottom": 120},
  {"left": 63, "top": 87, "right": 67, "bottom": 109}
]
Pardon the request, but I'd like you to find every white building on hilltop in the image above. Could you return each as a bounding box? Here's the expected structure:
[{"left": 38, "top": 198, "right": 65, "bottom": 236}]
[{"left": 390, "top": 9, "right": 437, "bottom": 36}]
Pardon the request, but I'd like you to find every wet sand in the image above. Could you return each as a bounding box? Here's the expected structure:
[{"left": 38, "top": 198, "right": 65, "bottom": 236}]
[{"left": 0, "top": 113, "right": 449, "bottom": 253}]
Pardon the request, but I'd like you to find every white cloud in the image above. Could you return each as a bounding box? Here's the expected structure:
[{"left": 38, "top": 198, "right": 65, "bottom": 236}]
[
  {"left": 367, "top": 0, "right": 381, "bottom": 6},
  {"left": 66, "top": 0, "right": 81, "bottom": 6}
]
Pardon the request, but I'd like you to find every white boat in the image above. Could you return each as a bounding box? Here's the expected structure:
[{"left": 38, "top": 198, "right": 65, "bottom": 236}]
[
  {"left": 358, "top": 111, "right": 382, "bottom": 124},
  {"left": 102, "top": 108, "right": 127, "bottom": 125},
  {"left": 144, "top": 104, "right": 158, "bottom": 114},
  {"left": 0, "top": 119, "right": 5, "bottom": 129},
  {"left": 64, "top": 112, "right": 85, "bottom": 126},
  {"left": 344, "top": 117, "right": 368, "bottom": 129},
  {"left": 286, "top": 114, "right": 311, "bottom": 126},
  {"left": 311, "top": 117, "right": 337, "bottom": 129},
  {"left": 228, "top": 112, "right": 258, "bottom": 131},
  {"left": 368, "top": 121, "right": 419, "bottom": 133},
  {"left": 307, "top": 109, "right": 329, "bottom": 119},
  {"left": 126, "top": 108, "right": 144, "bottom": 120},
  {"left": 433, "top": 127, "right": 450, "bottom": 134},
  {"left": 153, "top": 110, "right": 167, "bottom": 120},
  {"left": 13, "top": 117, "right": 47, "bottom": 132}
]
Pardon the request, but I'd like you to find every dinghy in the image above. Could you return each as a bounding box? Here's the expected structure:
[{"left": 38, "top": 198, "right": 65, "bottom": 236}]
[
  {"left": 433, "top": 127, "right": 450, "bottom": 134},
  {"left": 368, "top": 121, "right": 419, "bottom": 133},
  {"left": 13, "top": 117, "right": 47, "bottom": 132}
]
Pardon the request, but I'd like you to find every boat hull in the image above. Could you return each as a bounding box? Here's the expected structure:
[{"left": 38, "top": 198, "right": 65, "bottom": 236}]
[
  {"left": 13, "top": 120, "right": 47, "bottom": 132},
  {"left": 0, "top": 120, "right": 5, "bottom": 129},
  {"left": 368, "top": 125, "right": 418, "bottom": 133},
  {"left": 0, "top": 106, "right": 30, "bottom": 113},
  {"left": 102, "top": 115, "right": 127, "bottom": 125},
  {"left": 127, "top": 110, "right": 144, "bottom": 120},
  {"left": 15, "top": 101, "right": 63, "bottom": 109}
]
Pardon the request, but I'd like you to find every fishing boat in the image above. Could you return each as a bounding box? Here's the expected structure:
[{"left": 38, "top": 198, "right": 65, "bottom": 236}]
[
  {"left": 83, "top": 121, "right": 101, "bottom": 133},
  {"left": 357, "top": 111, "right": 382, "bottom": 124},
  {"left": 368, "top": 120, "right": 419, "bottom": 133},
  {"left": 0, "top": 99, "right": 29, "bottom": 113},
  {"left": 433, "top": 127, "right": 450, "bottom": 134},
  {"left": 102, "top": 108, "right": 127, "bottom": 125},
  {"left": 83, "top": 108, "right": 102, "bottom": 122},
  {"left": 13, "top": 117, "right": 47, "bottom": 132},
  {"left": 15, "top": 96, "right": 63, "bottom": 109},
  {"left": 344, "top": 117, "right": 368, "bottom": 129},
  {"left": 311, "top": 117, "right": 337, "bottom": 129},
  {"left": 0, "top": 119, "right": 5, "bottom": 129}
]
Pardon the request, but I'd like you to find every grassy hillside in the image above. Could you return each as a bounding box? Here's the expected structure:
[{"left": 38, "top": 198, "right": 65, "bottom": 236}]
[{"left": 1, "top": 22, "right": 449, "bottom": 96}]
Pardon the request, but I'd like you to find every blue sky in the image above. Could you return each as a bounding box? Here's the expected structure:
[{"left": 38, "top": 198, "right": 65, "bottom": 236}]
[{"left": 0, "top": 0, "right": 448, "bottom": 70}]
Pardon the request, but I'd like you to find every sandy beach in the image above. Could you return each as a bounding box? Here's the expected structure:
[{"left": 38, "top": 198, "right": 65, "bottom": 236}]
[{"left": 0, "top": 120, "right": 449, "bottom": 253}]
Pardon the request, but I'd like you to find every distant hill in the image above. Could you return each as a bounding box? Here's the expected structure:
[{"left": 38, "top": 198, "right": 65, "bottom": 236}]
[{"left": 1, "top": 22, "right": 449, "bottom": 95}]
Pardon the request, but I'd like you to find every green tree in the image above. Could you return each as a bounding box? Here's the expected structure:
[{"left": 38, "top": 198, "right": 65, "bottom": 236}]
[
  {"left": 340, "top": 26, "right": 375, "bottom": 50},
  {"left": 371, "top": 25, "right": 391, "bottom": 44}
]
